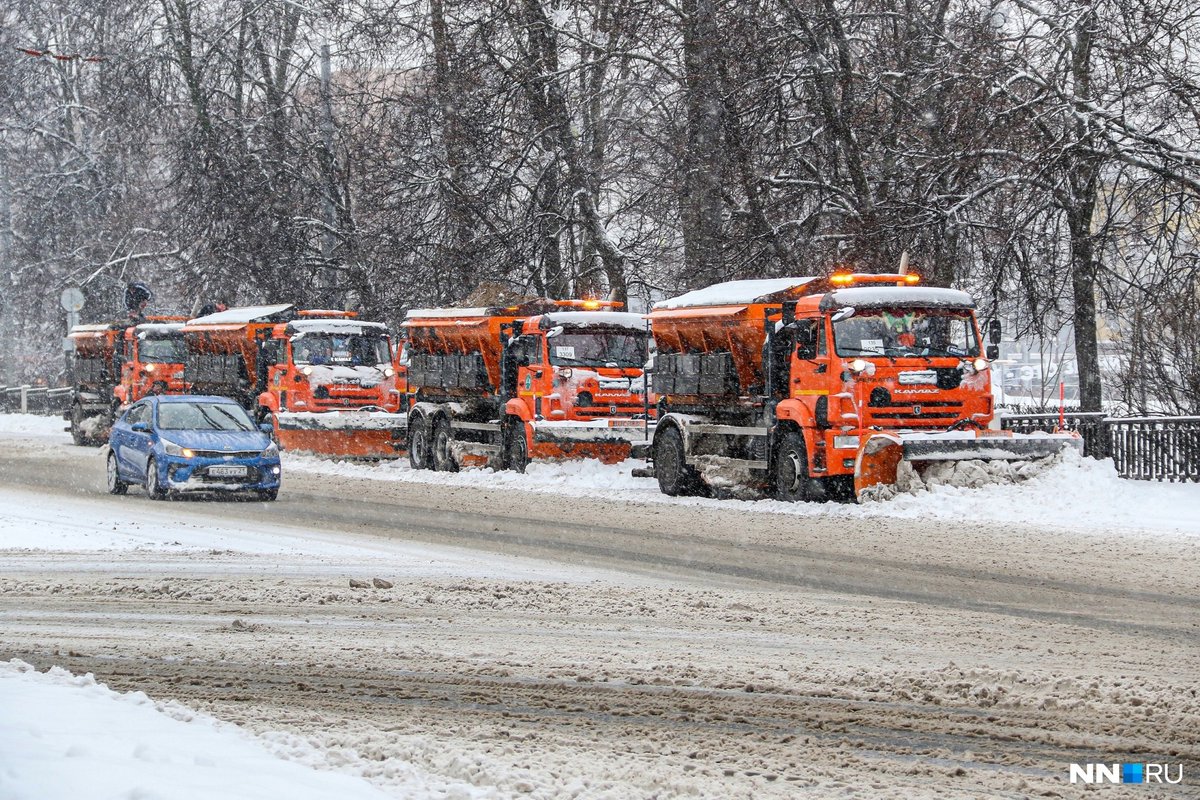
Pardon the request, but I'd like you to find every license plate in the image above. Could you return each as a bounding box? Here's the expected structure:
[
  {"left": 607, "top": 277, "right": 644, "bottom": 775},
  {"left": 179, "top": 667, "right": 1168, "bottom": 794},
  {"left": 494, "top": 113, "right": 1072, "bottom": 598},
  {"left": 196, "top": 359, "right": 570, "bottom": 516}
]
[{"left": 208, "top": 465, "right": 247, "bottom": 477}]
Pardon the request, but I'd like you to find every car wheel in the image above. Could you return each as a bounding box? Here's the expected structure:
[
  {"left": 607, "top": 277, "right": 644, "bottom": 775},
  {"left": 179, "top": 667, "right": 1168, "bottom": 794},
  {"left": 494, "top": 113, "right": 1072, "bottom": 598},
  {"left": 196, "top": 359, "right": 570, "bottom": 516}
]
[
  {"left": 774, "top": 431, "right": 814, "bottom": 502},
  {"left": 408, "top": 416, "right": 432, "bottom": 470},
  {"left": 106, "top": 451, "right": 128, "bottom": 495},
  {"left": 432, "top": 417, "right": 458, "bottom": 473},
  {"left": 145, "top": 456, "right": 168, "bottom": 500},
  {"left": 503, "top": 422, "right": 529, "bottom": 473},
  {"left": 654, "top": 425, "right": 704, "bottom": 497}
]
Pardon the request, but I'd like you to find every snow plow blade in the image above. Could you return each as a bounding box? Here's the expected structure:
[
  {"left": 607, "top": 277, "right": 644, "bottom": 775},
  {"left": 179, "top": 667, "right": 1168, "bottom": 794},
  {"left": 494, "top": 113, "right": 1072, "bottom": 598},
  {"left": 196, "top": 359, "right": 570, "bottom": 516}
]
[
  {"left": 274, "top": 411, "right": 407, "bottom": 459},
  {"left": 853, "top": 430, "right": 1083, "bottom": 501}
]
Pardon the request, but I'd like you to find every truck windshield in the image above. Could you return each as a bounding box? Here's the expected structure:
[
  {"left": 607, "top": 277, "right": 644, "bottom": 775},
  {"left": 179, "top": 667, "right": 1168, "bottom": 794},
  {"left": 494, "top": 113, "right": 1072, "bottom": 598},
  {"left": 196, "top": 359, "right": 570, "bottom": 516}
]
[
  {"left": 833, "top": 309, "right": 979, "bottom": 358},
  {"left": 291, "top": 334, "right": 392, "bottom": 367},
  {"left": 139, "top": 336, "right": 187, "bottom": 363},
  {"left": 548, "top": 331, "right": 647, "bottom": 368},
  {"left": 158, "top": 402, "right": 254, "bottom": 431}
]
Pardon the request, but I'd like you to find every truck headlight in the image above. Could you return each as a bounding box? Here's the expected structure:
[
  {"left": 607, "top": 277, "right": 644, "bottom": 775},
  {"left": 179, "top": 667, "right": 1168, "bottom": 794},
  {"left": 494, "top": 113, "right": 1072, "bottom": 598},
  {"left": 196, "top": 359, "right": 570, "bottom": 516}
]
[
  {"left": 849, "top": 359, "right": 869, "bottom": 374},
  {"left": 144, "top": 363, "right": 156, "bottom": 373},
  {"left": 302, "top": 366, "right": 313, "bottom": 376},
  {"left": 383, "top": 366, "right": 395, "bottom": 377},
  {"left": 962, "top": 357, "right": 989, "bottom": 374}
]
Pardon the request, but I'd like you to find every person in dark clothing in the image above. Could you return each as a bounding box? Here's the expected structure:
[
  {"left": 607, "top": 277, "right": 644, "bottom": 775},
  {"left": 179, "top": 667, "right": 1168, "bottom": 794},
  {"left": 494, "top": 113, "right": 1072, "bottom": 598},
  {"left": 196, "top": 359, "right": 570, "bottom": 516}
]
[
  {"left": 125, "top": 282, "right": 152, "bottom": 323},
  {"left": 197, "top": 299, "right": 229, "bottom": 317}
]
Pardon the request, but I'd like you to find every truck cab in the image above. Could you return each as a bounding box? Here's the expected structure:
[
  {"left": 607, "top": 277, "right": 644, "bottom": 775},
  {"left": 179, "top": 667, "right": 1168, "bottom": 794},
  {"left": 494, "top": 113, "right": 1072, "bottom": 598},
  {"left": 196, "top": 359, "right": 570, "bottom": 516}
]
[
  {"left": 257, "top": 319, "right": 402, "bottom": 415},
  {"left": 503, "top": 311, "right": 652, "bottom": 423},
  {"left": 114, "top": 323, "right": 189, "bottom": 406},
  {"left": 774, "top": 283, "right": 994, "bottom": 486}
]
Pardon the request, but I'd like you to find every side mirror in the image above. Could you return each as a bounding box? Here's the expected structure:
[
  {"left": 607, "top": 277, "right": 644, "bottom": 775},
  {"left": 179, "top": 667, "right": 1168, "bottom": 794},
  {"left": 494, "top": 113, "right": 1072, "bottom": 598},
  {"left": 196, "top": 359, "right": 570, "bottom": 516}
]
[
  {"left": 986, "top": 344, "right": 1000, "bottom": 360},
  {"left": 793, "top": 323, "right": 819, "bottom": 360},
  {"left": 987, "top": 318, "right": 1002, "bottom": 345},
  {"left": 259, "top": 422, "right": 275, "bottom": 434},
  {"left": 130, "top": 422, "right": 150, "bottom": 433}
]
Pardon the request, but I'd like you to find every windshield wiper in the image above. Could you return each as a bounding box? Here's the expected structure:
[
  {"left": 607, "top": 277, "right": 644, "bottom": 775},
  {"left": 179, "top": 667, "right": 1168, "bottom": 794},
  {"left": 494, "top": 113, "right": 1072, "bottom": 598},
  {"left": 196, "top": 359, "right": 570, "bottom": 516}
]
[
  {"left": 212, "top": 405, "right": 252, "bottom": 431},
  {"left": 194, "top": 405, "right": 223, "bottom": 430}
]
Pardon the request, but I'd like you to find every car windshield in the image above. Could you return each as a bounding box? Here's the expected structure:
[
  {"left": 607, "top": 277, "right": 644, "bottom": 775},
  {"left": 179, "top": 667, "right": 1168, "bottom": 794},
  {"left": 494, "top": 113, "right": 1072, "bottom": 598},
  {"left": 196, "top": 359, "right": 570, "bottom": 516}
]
[
  {"left": 138, "top": 336, "right": 187, "bottom": 363},
  {"left": 832, "top": 308, "right": 980, "bottom": 358},
  {"left": 547, "top": 331, "right": 647, "bottom": 368},
  {"left": 291, "top": 333, "right": 391, "bottom": 367},
  {"left": 157, "top": 402, "right": 255, "bottom": 431}
]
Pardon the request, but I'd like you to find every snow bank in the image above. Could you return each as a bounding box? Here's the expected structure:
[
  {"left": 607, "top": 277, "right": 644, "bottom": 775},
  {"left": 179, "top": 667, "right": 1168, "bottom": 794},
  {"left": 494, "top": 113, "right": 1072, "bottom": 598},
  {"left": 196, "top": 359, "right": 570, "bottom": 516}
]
[
  {"left": 0, "top": 660, "right": 478, "bottom": 800},
  {"left": 0, "top": 413, "right": 70, "bottom": 439},
  {"left": 285, "top": 448, "right": 1200, "bottom": 537}
]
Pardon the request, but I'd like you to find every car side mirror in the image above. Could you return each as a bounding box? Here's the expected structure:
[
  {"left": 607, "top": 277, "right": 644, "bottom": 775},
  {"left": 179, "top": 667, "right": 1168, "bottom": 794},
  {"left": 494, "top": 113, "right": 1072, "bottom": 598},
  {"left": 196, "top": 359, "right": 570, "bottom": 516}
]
[
  {"left": 986, "top": 344, "right": 1000, "bottom": 360},
  {"left": 259, "top": 422, "right": 275, "bottom": 434},
  {"left": 130, "top": 422, "right": 150, "bottom": 433}
]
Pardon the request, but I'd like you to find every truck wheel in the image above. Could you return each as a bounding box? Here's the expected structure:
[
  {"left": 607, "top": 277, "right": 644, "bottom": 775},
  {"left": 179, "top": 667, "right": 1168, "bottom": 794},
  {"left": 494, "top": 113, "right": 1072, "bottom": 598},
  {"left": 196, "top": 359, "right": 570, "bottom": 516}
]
[
  {"left": 70, "top": 403, "right": 88, "bottom": 447},
  {"left": 408, "top": 416, "right": 432, "bottom": 470},
  {"left": 145, "top": 457, "right": 168, "bottom": 500},
  {"left": 503, "top": 423, "right": 529, "bottom": 473},
  {"left": 432, "top": 417, "right": 459, "bottom": 473},
  {"left": 654, "top": 425, "right": 703, "bottom": 497},
  {"left": 774, "top": 431, "right": 814, "bottom": 502},
  {"left": 106, "top": 451, "right": 128, "bottom": 495}
]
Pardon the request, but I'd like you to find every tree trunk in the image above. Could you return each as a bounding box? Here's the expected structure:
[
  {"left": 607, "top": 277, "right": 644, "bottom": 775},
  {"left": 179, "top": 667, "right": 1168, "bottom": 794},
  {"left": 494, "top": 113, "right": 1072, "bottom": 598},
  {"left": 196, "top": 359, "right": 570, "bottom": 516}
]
[{"left": 680, "top": 0, "right": 725, "bottom": 287}]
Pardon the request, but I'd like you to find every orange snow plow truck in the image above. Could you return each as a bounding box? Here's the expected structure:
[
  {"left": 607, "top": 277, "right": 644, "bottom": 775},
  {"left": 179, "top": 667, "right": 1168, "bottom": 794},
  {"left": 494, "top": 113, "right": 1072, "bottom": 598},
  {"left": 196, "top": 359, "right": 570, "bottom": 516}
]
[
  {"left": 181, "top": 304, "right": 406, "bottom": 458},
  {"left": 403, "top": 299, "right": 654, "bottom": 472},
  {"left": 66, "top": 319, "right": 188, "bottom": 445},
  {"left": 646, "top": 273, "right": 1081, "bottom": 501}
]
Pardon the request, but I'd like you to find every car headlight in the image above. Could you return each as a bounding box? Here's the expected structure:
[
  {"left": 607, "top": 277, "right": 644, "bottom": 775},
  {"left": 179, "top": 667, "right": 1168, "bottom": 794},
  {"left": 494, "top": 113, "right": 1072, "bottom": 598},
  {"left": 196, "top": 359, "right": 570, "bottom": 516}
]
[
  {"left": 161, "top": 438, "right": 194, "bottom": 458},
  {"left": 262, "top": 441, "right": 279, "bottom": 457}
]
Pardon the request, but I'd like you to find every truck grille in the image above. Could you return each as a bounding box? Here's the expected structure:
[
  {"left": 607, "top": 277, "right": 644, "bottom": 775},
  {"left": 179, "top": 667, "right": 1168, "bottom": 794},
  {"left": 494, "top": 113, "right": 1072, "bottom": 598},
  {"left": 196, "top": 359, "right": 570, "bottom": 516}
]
[{"left": 870, "top": 401, "right": 964, "bottom": 425}]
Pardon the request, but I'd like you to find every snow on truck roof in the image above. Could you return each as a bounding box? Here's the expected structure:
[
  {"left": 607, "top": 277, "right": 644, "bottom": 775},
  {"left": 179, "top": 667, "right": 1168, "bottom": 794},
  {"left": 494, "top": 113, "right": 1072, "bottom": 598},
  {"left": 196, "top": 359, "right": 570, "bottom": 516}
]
[
  {"left": 538, "top": 311, "right": 647, "bottom": 331},
  {"left": 653, "top": 278, "right": 820, "bottom": 310},
  {"left": 404, "top": 307, "right": 493, "bottom": 319},
  {"left": 818, "top": 286, "right": 975, "bottom": 310},
  {"left": 135, "top": 323, "right": 184, "bottom": 337},
  {"left": 287, "top": 319, "right": 388, "bottom": 335},
  {"left": 188, "top": 304, "right": 294, "bottom": 325}
]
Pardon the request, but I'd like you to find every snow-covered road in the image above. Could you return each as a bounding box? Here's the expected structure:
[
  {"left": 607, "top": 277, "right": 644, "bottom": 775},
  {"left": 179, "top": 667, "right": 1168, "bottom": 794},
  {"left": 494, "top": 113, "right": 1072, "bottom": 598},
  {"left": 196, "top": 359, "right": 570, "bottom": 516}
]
[{"left": 1, "top": 414, "right": 1198, "bottom": 798}]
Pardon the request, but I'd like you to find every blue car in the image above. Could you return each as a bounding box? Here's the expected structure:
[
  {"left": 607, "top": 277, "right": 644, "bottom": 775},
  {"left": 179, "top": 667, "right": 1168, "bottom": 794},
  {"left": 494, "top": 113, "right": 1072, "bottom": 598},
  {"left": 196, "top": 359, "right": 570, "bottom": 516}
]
[{"left": 107, "top": 395, "right": 282, "bottom": 501}]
